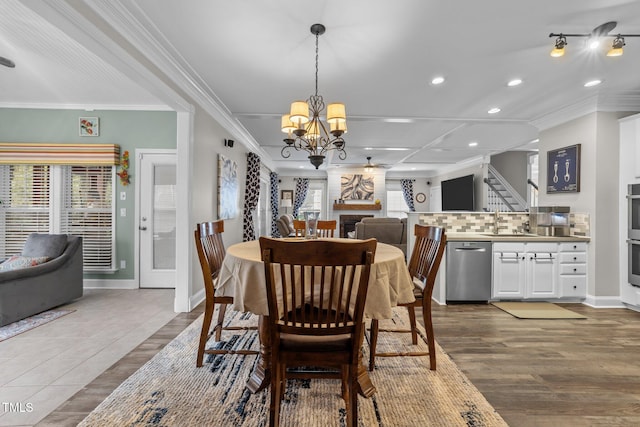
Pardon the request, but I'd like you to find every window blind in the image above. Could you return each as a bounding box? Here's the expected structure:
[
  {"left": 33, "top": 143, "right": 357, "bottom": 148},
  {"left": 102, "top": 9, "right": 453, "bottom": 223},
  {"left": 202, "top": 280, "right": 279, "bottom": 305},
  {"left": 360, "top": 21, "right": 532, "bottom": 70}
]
[
  {"left": 0, "top": 165, "right": 51, "bottom": 257},
  {"left": 60, "top": 166, "right": 114, "bottom": 271}
]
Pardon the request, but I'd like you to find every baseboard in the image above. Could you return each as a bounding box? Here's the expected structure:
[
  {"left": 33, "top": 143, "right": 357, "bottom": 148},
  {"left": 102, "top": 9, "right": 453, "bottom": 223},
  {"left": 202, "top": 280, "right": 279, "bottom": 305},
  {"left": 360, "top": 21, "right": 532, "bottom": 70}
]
[
  {"left": 582, "top": 294, "right": 626, "bottom": 308},
  {"left": 189, "top": 288, "right": 205, "bottom": 311},
  {"left": 83, "top": 279, "right": 137, "bottom": 289}
]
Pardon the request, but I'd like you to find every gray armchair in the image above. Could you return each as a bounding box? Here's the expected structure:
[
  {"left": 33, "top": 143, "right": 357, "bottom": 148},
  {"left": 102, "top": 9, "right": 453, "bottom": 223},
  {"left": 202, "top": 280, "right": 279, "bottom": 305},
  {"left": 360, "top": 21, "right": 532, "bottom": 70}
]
[
  {"left": 0, "top": 234, "right": 83, "bottom": 326},
  {"left": 276, "top": 214, "right": 296, "bottom": 237},
  {"left": 355, "top": 217, "right": 407, "bottom": 256}
]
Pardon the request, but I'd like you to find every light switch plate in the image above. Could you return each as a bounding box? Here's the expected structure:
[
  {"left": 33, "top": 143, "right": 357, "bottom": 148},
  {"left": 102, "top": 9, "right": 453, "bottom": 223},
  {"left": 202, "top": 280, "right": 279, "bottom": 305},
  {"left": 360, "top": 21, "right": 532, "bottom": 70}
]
[
  {"left": 120, "top": 191, "right": 126, "bottom": 201},
  {"left": 120, "top": 208, "right": 126, "bottom": 217}
]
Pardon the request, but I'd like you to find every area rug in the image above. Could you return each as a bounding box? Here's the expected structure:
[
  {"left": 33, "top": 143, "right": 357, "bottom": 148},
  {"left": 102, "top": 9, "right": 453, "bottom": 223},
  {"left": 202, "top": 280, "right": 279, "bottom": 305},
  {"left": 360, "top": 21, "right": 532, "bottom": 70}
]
[
  {"left": 78, "top": 308, "right": 506, "bottom": 427},
  {"left": 492, "top": 301, "right": 586, "bottom": 319},
  {"left": 0, "top": 309, "right": 75, "bottom": 342}
]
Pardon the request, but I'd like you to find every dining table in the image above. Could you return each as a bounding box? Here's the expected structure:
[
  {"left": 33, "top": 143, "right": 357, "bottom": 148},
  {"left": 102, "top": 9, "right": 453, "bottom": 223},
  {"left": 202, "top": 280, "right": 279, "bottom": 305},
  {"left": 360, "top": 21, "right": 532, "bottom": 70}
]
[{"left": 216, "top": 237, "right": 415, "bottom": 398}]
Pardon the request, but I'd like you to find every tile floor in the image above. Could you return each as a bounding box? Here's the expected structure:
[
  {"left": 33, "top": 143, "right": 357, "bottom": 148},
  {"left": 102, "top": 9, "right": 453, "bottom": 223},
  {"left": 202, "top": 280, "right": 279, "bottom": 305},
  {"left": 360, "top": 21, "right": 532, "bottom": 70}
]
[{"left": 0, "top": 289, "right": 177, "bottom": 427}]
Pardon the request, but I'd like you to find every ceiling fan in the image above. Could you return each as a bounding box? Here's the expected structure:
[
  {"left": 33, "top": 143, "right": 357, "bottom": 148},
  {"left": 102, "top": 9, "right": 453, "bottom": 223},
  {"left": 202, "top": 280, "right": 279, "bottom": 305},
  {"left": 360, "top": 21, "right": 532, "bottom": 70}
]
[
  {"left": 362, "top": 156, "right": 391, "bottom": 172},
  {"left": 0, "top": 56, "right": 15, "bottom": 68}
]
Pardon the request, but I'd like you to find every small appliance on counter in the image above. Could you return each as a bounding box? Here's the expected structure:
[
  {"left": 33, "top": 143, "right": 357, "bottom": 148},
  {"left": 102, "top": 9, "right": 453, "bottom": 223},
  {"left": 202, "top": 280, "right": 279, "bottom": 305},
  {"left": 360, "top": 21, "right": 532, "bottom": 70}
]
[{"left": 529, "top": 206, "right": 571, "bottom": 237}]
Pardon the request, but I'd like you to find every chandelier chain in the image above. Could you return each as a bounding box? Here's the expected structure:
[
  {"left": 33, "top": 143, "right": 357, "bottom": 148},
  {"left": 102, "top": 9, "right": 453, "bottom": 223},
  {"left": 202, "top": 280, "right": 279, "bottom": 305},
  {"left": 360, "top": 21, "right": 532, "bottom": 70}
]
[{"left": 315, "top": 30, "right": 319, "bottom": 97}]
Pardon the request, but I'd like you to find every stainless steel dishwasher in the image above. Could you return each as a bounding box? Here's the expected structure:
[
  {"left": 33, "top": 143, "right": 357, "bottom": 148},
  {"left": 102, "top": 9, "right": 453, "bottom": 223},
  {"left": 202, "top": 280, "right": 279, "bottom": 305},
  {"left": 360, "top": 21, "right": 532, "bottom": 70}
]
[{"left": 446, "top": 241, "right": 492, "bottom": 302}]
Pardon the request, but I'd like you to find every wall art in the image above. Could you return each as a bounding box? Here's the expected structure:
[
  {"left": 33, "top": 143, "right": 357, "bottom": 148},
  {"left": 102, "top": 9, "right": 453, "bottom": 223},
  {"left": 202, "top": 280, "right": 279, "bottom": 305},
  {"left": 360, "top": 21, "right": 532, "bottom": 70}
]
[
  {"left": 218, "top": 154, "right": 239, "bottom": 219},
  {"left": 547, "top": 144, "right": 581, "bottom": 193},
  {"left": 340, "top": 174, "right": 374, "bottom": 200}
]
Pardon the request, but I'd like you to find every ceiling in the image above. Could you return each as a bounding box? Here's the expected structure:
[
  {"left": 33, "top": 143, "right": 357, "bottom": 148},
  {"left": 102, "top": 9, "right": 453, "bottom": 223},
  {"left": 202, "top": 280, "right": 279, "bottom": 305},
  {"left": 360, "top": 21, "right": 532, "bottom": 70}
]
[{"left": 2, "top": 0, "right": 640, "bottom": 176}]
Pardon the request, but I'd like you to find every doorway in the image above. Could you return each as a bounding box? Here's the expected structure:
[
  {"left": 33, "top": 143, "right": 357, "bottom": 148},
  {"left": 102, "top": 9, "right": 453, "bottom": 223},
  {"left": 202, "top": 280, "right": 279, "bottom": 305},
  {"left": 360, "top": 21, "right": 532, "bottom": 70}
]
[{"left": 137, "top": 150, "right": 177, "bottom": 288}]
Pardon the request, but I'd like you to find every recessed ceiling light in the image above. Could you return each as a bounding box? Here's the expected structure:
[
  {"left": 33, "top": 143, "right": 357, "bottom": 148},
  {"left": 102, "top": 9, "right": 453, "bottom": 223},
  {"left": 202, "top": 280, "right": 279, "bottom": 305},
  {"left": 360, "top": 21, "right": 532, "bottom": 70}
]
[
  {"left": 584, "top": 79, "right": 602, "bottom": 87},
  {"left": 507, "top": 79, "right": 522, "bottom": 87},
  {"left": 469, "top": 141, "right": 478, "bottom": 147},
  {"left": 488, "top": 107, "right": 501, "bottom": 114},
  {"left": 431, "top": 76, "right": 445, "bottom": 85}
]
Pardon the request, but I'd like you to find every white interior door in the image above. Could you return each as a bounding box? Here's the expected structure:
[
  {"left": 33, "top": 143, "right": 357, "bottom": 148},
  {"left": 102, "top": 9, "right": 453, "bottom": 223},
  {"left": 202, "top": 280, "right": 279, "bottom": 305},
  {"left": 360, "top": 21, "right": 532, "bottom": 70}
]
[
  {"left": 430, "top": 185, "right": 442, "bottom": 211},
  {"left": 139, "top": 152, "right": 176, "bottom": 288}
]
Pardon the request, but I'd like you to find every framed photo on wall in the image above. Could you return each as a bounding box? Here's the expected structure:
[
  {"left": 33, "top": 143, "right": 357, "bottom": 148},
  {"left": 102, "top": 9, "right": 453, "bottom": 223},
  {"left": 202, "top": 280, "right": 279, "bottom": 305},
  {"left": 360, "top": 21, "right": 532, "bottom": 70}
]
[
  {"left": 547, "top": 144, "right": 581, "bottom": 193},
  {"left": 281, "top": 190, "right": 293, "bottom": 201}
]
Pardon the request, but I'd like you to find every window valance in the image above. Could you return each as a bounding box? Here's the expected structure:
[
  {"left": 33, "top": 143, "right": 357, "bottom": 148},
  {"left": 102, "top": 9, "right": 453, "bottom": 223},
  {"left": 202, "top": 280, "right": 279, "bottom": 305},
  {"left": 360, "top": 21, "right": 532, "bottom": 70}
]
[{"left": 0, "top": 143, "right": 120, "bottom": 165}]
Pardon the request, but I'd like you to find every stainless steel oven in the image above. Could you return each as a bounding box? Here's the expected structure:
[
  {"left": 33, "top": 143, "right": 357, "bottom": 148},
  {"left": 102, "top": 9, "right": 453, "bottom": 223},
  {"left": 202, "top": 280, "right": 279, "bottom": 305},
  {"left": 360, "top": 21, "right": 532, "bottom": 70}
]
[
  {"left": 628, "top": 239, "right": 640, "bottom": 287},
  {"left": 628, "top": 184, "right": 640, "bottom": 240},
  {"left": 628, "top": 184, "right": 640, "bottom": 287}
]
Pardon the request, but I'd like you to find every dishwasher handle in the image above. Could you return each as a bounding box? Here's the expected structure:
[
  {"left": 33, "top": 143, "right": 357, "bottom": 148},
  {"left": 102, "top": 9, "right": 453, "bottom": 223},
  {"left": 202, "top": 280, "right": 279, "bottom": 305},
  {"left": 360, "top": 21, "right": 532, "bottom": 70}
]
[{"left": 454, "top": 247, "right": 487, "bottom": 252}]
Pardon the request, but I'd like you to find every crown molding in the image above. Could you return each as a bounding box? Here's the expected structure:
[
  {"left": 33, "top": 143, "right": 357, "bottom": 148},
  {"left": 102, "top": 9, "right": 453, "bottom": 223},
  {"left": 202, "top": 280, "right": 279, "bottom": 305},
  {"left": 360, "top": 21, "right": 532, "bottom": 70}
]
[
  {"left": 0, "top": 102, "right": 173, "bottom": 111},
  {"left": 22, "top": 0, "right": 192, "bottom": 114},
  {"left": 530, "top": 95, "right": 598, "bottom": 131},
  {"left": 82, "top": 0, "right": 273, "bottom": 170},
  {"left": 531, "top": 91, "right": 640, "bottom": 131}
]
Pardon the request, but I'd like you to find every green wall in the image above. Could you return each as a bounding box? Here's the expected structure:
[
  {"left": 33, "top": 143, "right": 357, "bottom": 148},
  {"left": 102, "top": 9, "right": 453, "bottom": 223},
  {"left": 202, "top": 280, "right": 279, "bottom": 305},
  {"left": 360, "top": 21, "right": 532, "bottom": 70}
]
[{"left": 0, "top": 108, "right": 177, "bottom": 280}]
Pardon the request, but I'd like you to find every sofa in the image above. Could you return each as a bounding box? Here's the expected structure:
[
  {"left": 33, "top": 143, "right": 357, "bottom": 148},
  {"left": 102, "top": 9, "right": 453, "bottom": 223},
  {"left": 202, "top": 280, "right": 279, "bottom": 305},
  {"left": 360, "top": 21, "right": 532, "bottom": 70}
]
[
  {"left": 354, "top": 217, "right": 407, "bottom": 256},
  {"left": 0, "top": 234, "right": 83, "bottom": 326},
  {"left": 276, "top": 214, "right": 296, "bottom": 237}
]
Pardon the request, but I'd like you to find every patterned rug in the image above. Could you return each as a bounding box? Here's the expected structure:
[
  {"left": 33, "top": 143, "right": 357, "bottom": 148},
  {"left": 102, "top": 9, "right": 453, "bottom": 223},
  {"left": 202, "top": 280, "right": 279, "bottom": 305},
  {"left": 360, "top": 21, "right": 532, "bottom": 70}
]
[
  {"left": 0, "top": 309, "right": 75, "bottom": 342},
  {"left": 79, "top": 309, "right": 507, "bottom": 427}
]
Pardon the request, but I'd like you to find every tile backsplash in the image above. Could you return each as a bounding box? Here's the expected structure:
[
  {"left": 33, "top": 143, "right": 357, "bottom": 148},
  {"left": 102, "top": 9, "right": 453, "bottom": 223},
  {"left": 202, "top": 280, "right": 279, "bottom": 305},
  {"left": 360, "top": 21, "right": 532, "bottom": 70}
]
[{"left": 415, "top": 212, "right": 590, "bottom": 236}]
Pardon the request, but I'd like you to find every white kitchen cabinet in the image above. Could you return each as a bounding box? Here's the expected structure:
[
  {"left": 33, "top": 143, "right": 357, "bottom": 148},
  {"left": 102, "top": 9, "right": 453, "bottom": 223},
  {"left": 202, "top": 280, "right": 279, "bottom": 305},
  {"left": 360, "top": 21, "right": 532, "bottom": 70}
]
[
  {"left": 492, "top": 243, "right": 526, "bottom": 298},
  {"left": 558, "top": 242, "right": 587, "bottom": 297},
  {"left": 525, "top": 243, "right": 558, "bottom": 298}
]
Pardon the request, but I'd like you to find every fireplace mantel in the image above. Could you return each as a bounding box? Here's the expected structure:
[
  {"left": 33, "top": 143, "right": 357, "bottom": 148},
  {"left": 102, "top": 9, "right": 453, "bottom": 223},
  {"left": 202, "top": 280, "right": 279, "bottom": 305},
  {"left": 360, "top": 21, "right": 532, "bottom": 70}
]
[{"left": 333, "top": 203, "right": 381, "bottom": 211}]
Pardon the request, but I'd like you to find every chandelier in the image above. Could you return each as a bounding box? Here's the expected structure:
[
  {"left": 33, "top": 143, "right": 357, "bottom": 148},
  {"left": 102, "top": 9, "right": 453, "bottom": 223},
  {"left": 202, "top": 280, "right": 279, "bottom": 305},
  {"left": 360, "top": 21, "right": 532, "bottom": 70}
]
[{"left": 280, "top": 24, "right": 347, "bottom": 169}]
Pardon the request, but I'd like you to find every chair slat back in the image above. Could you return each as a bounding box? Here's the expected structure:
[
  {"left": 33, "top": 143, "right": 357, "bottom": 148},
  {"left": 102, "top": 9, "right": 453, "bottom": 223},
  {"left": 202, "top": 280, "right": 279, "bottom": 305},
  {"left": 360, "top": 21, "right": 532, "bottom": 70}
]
[
  {"left": 407, "top": 225, "right": 446, "bottom": 298},
  {"left": 195, "top": 221, "right": 226, "bottom": 295},
  {"left": 260, "top": 237, "right": 376, "bottom": 335},
  {"left": 316, "top": 220, "right": 337, "bottom": 238},
  {"left": 293, "top": 220, "right": 306, "bottom": 237}
]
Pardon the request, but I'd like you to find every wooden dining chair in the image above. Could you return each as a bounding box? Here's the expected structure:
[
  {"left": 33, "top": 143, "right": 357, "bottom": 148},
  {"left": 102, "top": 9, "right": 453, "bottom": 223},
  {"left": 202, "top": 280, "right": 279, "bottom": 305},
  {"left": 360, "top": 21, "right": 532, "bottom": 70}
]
[
  {"left": 259, "top": 237, "right": 377, "bottom": 427},
  {"left": 368, "top": 225, "right": 446, "bottom": 371},
  {"left": 316, "top": 219, "right": 337, "bottom": 237},
  {"left": 292, "top": 219, "right": 306, "bottom": 237},
  {"left": 194, "top": 220, "right": 258, "bottom": 367}
]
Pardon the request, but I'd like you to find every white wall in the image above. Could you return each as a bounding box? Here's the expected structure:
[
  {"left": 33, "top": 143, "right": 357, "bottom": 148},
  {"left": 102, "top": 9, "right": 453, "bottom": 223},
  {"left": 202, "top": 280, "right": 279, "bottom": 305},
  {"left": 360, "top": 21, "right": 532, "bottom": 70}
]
[{"left": 539, "top": 111, "right": 631, "bottom": 301}]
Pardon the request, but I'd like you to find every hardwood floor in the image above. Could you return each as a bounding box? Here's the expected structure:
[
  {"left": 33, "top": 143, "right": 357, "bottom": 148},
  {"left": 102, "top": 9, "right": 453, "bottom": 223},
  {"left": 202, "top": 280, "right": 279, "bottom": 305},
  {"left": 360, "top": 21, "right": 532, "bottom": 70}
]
[
  {"left": 429, "top": 303, "right": 640, "bottom": 427},
  {"left": 40, "top": 302, "right": 640, "bottom": 426}
]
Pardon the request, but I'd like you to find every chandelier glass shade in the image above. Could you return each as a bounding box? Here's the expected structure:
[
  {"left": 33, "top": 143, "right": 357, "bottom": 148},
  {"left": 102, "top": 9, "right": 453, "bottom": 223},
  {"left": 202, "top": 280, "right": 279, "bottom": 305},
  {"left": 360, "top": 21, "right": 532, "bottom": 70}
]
[{"left": 281, "top": 24, "right": 347, "bottom": 169}]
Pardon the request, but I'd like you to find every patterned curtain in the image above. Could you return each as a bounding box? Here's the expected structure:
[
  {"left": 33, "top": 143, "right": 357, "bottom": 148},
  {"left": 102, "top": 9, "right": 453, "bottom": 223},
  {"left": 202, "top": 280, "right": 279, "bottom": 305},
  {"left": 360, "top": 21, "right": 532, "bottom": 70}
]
[
  {"left": 400, "top": 179, "right": 416, "bottom": 212},
  {"left": 270, "top": 172, "right": 280, "bottom": 237},
  {"left": 242, "top": 152, "right": 261, "bottom": 241},
  {"left": 292, "top": 178, "right": 309, "bottom": 218}
]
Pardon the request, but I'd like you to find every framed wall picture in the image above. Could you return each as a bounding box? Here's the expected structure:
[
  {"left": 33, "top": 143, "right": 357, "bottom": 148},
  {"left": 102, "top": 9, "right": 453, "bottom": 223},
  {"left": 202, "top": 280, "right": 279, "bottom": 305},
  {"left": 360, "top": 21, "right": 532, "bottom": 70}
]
[
  {"left": 547, "top": 144, "right": 581, "bottom": 193},
  {"left": 280, "top": 190, "right": 293, "bottom": 201},
  {"left": 79, "top": 117, "right": 99, "bottom": 136},
  {"left": 340, "top": 174, "right": 374, "bottom": 200},
  {"left": 217, "top": 154, "right": 239, "bottom": 219}
]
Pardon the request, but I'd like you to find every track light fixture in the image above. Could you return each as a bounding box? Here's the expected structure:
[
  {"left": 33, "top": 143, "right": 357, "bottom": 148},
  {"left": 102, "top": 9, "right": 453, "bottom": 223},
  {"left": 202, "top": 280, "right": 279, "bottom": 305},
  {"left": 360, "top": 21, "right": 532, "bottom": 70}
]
[{"left": 549, "top": 21, "right": 640, "bottom": 58}]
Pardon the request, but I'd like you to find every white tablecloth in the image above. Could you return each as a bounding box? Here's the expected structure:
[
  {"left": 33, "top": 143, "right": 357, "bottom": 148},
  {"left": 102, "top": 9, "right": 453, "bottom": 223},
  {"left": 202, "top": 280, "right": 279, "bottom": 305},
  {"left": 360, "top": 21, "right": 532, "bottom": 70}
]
[{"left": 217, "top": 239, "right": 415, "bottom": 319}]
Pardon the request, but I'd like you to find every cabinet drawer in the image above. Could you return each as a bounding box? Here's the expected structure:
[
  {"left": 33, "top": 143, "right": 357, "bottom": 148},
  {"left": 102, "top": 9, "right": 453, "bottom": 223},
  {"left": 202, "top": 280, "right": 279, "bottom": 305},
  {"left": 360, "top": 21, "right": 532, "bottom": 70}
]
[
  {"left": 559, "top": 276, "right": 587, "bottom": 297},
  {"left": 559, "top": 263, "right": 587, "bottom": 275},
  {"left": 559, "top": 242, "right": 587, "bottom": 252},
  {"left": 559, "top": 252, "right": 587, "bottom": 263},
  {"left": 493, "top": 242, "right": 525, "bottom": 252},
  {"left": 526, "top": 242, "right": 558, "bottom": 252}
]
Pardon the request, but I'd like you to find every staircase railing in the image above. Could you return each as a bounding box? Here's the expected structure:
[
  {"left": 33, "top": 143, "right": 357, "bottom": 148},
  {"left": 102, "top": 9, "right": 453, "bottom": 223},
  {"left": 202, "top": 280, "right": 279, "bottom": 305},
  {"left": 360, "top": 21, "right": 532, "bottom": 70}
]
[
  {"left": 484, "top": 177, "right": 516, "bottom": 211},
  {"left": 485, "top": 164, "right": 529, "bottom": 212},
  {"left": 527, "top": 179, "right": 538, "bottom": 208}
]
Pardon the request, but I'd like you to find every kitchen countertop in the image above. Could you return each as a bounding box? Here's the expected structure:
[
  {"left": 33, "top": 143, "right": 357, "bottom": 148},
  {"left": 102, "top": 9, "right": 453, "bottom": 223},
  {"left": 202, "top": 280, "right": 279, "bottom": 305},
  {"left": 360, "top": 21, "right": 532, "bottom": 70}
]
[{"left": 446, "top": 232, "right": 591, "bottom": 243}]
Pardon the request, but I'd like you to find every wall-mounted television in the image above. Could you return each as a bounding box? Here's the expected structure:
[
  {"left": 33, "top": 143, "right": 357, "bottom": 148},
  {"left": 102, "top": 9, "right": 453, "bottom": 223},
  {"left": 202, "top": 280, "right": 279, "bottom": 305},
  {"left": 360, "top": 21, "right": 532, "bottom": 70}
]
[{"left": 441, "top": 174, "right": 475, "bottom": 211}]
